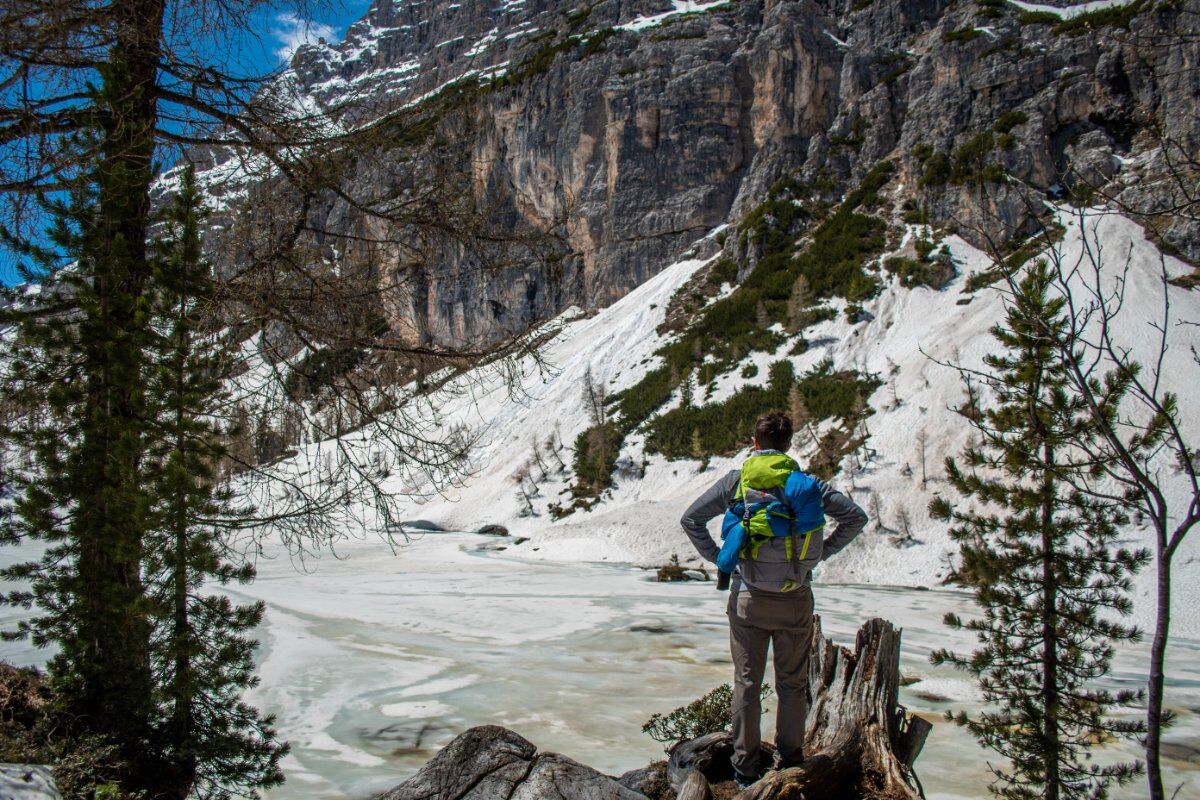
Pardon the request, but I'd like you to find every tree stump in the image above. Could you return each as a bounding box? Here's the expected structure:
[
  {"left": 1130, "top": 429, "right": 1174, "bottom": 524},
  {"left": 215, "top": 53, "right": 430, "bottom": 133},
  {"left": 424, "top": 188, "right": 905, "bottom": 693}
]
[
  {"left": 673, "top": 617, "right": 930, "bottom": 800},
  {"left": 676, "top": 771, "right": 713, "bottom": 800},
  {"left": 667, "top": 732, "right": 735, "bottom": 789}
]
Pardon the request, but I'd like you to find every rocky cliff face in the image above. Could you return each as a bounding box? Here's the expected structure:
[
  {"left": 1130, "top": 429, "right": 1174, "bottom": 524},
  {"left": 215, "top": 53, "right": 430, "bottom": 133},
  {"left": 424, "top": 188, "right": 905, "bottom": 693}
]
[{"left": 231, "top": 0, "right": 1198, "bottom": 347}]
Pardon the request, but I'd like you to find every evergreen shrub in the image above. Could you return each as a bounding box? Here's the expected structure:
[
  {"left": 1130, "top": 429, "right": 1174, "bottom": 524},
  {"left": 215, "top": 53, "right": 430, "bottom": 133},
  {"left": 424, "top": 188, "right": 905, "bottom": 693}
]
[{"left": 643, "top": 684, "right": 772, "bottom": 744}]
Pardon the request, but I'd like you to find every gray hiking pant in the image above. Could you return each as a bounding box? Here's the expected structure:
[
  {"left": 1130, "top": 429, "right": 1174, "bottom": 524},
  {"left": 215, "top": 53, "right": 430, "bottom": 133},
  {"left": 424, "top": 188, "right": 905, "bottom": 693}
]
[{"left": 727, "top": 585, "right": 815, "bottom": 776}]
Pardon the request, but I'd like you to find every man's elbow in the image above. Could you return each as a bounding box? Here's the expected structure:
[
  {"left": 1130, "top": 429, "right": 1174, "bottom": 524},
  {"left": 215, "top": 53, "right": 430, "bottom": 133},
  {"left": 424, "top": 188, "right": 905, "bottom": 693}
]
[{"left": 679, "top": 515, "right": 707, "bottom": 546}]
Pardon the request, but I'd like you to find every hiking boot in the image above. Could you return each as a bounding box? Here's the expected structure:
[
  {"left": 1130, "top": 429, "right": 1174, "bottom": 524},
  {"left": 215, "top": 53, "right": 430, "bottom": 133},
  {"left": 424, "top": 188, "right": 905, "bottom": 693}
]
[
  {"left": 733, "top": 770, "right": 759, "bottom": 790},
  {"left": 771, "top": 746, "right": 805, "bottom": 772}
]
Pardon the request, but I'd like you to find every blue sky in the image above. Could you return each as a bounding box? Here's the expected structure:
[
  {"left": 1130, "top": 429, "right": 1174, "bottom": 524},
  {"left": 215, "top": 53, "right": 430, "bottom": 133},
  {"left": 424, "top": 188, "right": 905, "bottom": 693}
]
[
  {"left": 247, "top": 1, "right": 373, "bottom": 75},
  {"left": 0, "top": 0, "right": 372, "bottom": 286}
]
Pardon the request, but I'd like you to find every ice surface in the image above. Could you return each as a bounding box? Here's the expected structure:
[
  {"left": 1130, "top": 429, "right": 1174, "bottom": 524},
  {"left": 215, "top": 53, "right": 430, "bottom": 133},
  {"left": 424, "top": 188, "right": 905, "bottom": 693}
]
[
  {"left": 2, "top": 531, "right": 1198, "bottom": 799},
  {"left": 0, "top": 765, "right": 58, "bottom": 800},
  {"left": 199, "top": 535, "right": 1200, "bottom": 800}
]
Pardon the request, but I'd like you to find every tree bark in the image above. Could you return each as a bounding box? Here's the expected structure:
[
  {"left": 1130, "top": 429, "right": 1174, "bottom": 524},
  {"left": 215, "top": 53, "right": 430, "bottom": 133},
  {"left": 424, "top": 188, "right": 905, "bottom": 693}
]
[
  {"left": 1040, "top": 438, "right": 1060, "bottom": 800},
  {"left": 676, "top": 771, "right": 712, "bottom": 800},
  {"left": 1147, "top": 546, "right": 1171, "bottom": 800}
]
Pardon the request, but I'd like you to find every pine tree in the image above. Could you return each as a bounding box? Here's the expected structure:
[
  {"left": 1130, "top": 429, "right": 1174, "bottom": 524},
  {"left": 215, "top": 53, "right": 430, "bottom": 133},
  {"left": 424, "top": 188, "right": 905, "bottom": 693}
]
[
  {"left": 583, "top": 368, "right": 607, "bottom": 427},
  {"left": 690, "top": 427, "right": 709, "bottom": 471},
  {"left": 930, "top": 261, "right": 1148, "bottom": 800},
  {"left": 679, "top": 367, "right": 694, "bottom": 408},
  {"left": 141, "top": 167, "right": 286, "bottom": 799},
  {"left": 1, "top": 153, "right": 161, "bottom": 792}
]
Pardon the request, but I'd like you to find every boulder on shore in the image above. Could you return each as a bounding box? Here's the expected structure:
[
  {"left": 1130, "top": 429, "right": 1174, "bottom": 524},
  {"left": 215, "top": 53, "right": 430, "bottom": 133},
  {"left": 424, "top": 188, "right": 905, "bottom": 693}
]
[
  {"left": 0, "top": 765, "right": 60, "bottom": 800},
  {"left": 375, "top": 725, "right": 643, "bottom": 800},
  {"left": 390, "top": 520, "right": 447, "bottom": 533},
  {"left": 615, "top": 763, "right": 666, "bottom": 796}
]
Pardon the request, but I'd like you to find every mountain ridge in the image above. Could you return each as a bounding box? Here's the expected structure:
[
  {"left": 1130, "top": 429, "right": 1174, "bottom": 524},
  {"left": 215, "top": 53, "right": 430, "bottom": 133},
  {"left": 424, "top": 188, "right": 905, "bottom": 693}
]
[{"left": 195, "top": 0, "right": 1198, "bottom": 350}]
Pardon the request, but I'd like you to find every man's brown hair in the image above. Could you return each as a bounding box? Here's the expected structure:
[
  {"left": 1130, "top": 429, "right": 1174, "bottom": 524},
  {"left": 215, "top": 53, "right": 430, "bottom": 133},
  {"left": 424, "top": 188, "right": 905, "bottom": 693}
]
[{"left": 754, "top": 410, "right": 793, "bottom": 452}]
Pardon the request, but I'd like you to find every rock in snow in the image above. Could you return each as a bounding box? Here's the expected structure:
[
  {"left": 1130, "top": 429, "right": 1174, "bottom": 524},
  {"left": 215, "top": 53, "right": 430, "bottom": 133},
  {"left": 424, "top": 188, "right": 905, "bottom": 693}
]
[
  {"left": 393, "top": 520, "right": 448, "bottom": 533},
  {"left": 614, "top": 765, "right": 666, "bottom": 796}
]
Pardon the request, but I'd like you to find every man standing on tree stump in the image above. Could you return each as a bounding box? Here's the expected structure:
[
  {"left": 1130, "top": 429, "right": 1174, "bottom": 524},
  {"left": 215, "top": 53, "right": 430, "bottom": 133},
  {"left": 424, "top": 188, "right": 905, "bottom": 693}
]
[{"left": 680, "top": 410, "right": 867, "bottom": 788}]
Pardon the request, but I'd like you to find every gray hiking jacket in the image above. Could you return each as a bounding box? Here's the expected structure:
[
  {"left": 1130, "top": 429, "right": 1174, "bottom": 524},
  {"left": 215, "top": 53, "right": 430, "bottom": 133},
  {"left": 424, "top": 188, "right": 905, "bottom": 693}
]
[{"left": 679, "top": 465, "right": 867, "bottom": 593}]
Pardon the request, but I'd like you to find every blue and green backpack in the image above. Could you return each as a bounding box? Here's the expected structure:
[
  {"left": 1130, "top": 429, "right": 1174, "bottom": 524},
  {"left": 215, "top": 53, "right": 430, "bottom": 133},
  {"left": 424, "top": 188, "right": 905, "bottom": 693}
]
[{"left": 716, "top": 452, "right": 825, "bottom": 591}]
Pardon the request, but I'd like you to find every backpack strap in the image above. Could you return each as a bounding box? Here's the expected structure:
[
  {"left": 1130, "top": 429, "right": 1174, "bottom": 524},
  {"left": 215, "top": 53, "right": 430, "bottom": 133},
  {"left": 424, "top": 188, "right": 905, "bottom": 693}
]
[
  {"left": 780, "top": 532, "right": 800, "bottom": 592},
  {"left": 796, "top": 522, "right": 823, "bottom": 561}
]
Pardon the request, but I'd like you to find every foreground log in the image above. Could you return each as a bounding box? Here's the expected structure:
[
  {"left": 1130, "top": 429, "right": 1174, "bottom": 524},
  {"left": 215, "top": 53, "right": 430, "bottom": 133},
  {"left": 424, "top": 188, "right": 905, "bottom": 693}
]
[
  {"left": 676, "top": 770, "right": 712, "bottom": 800},
  {"left": 670, "top": 616, "right": 929, "bottom": 800}
]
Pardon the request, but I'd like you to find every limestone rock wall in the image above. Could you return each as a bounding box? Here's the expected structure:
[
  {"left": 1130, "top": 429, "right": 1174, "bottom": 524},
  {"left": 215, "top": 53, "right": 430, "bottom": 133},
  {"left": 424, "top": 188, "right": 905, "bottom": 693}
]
[{"left": 255, "top": 0, "right": 1199, "bottom": 347}]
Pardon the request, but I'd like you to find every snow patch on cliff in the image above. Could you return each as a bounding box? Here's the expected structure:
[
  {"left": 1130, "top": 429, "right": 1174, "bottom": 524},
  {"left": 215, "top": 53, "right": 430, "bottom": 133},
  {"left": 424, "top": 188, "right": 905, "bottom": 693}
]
[
  {"left": 1007, "top": 0, "right": 1140, "bottom": 17},
  {"left": 618, "top": 0, "right": 734, "bottom": 31}
]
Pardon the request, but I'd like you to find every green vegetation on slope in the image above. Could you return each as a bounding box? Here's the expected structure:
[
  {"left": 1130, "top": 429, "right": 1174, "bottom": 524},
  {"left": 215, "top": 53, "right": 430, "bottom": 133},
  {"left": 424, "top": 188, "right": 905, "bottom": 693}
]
[
  {"left": 644, "top": 360, "right": 876, "bottom": 460},
  {"left": 563, "top": 164, "right": 894, "bottom": 507}
]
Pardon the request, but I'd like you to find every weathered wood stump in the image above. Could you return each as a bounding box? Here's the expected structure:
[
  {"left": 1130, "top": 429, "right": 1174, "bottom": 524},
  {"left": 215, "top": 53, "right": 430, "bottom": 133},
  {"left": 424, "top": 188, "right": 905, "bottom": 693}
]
[
  {"left": 670, "top": 617, "right": 929, "bottom": 800},
  {"left": 667, "top": 732, "right": 735, "bottom": 788}
]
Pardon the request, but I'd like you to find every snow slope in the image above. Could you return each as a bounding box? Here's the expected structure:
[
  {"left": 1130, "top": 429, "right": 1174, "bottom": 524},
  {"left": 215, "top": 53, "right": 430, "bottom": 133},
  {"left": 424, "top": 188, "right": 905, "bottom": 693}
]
[{"left": 270, "top": 207, "right": 1199, "bottom": 635}]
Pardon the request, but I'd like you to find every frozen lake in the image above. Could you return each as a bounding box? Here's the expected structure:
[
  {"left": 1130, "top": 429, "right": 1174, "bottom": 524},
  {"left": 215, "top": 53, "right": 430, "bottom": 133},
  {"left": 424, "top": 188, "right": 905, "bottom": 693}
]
[
  {"left": 237, "top": 532, "right": 1200, "bottom": 800},
  {"left": 2, "top": 531, "right": 1199, "bottom": 799}
]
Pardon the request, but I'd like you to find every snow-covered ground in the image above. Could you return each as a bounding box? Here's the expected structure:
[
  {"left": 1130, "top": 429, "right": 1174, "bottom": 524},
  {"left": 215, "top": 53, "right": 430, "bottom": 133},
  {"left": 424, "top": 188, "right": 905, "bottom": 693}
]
[{"left": 342, "top": 208, "right": 1199, "bottom": 637}]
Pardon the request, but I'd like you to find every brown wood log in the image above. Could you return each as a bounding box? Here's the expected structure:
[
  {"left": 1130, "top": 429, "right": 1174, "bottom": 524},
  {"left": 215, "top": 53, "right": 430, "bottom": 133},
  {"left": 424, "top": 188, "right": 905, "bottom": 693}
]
[
  {"left": 676, "top": 770, "right": 713, "bottom": 800},
  {"left": 753, "top": 616, "right": 925, "bottom": 800},
  {"left": 675, "top": 617, "right": 928, "bottom": 800},
  {"left": 896, "top": 716, "right": 933, "bottom": 768},
  {"left": 667, "top": 732, "right": 734, "bottom": 789}
]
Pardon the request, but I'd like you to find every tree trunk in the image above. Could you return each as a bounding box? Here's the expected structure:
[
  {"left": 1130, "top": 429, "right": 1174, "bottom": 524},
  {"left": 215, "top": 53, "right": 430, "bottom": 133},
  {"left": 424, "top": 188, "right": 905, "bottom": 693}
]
[
  {"left": 1147, "top": 547, "right": 1171, "bottom": 800},
  {"left": 672, "top": 617, "right": 929, "bottom": 800},
  {"left": 70, "top": 0, "right": 169, "bottom": 793},
  {"left": 1040, "top": 438, "right": 1060, "bottom": 800},
  {"left": 72, "top": 0, "right": 165, "bottom": 724}
]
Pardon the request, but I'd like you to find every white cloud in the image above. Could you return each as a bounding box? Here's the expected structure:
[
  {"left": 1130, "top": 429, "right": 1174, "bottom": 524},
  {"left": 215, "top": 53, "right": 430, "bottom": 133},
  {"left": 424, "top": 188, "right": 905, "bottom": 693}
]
[{"left": 272, "top": 12, "right": 337, "bottom": 62}]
